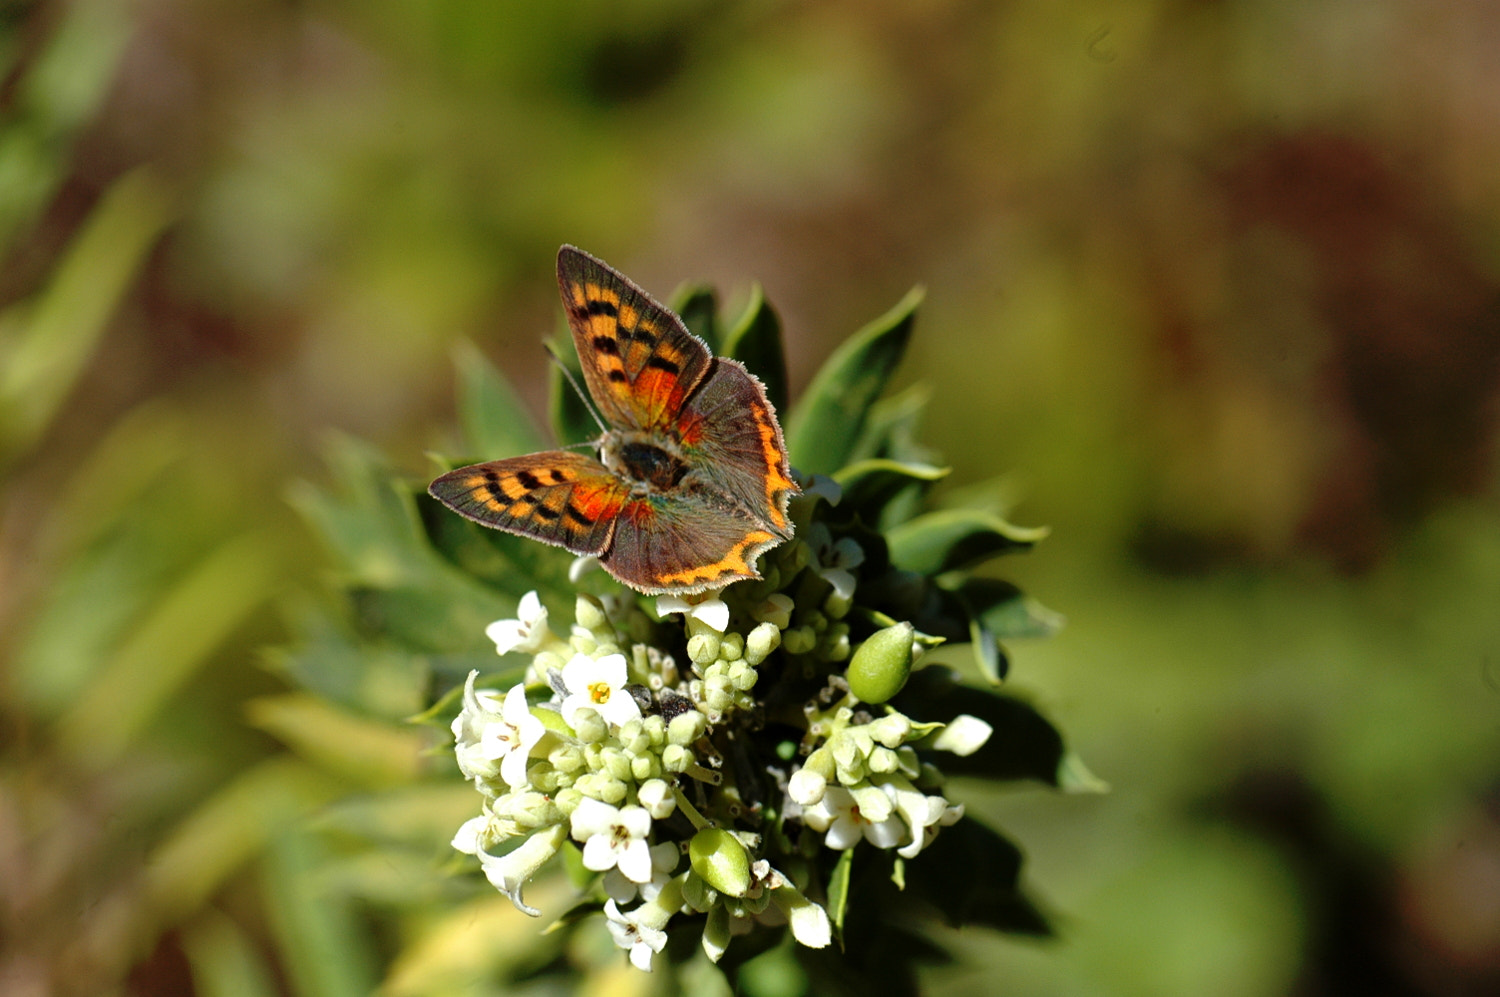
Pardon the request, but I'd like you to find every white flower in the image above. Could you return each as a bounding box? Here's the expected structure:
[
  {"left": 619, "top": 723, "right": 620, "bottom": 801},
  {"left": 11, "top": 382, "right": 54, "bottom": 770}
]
[
  {"left": 570, "top": 797, "right": 654, "bottom": 883},
  {"left": 883, "top": 781, "right": 951, "bottom": 858},
  {"left": 776, "top": 889, "right": 832, "bottom": 949},
  {"left": 930, "top": 713, "right": 993, "bottom": 756},
  {"left": 475, "top": 823, "right": 567, "bottom": 917},
  {"left": 560, "top": 652, "right": 641, "bottom": 729},
  {"left": 452, "top": 673, "right": 546, "bottom": 789},
  {"left": 801, "top": 474, "right": 843, "bottom": 506},
  {"left": 568, "top": 555, "right": 603, "bottom": 584},
  {"left": 800, "top": 785, "right": 904, "bottom": 850},
  {"left": 485, "top": 591, "right": 553, "bottom": 655},
  {"left": 656, "top": 593, "right": 730, "bottom": 633},
  {"left": 804, "top": 521, "right": 864, "bottom": 600},
  {"left": 603, "top": 840, "right": 680, "bottom": 904},
  {"left": 604, "top": 899, "right": 668, "bottom": 971}
]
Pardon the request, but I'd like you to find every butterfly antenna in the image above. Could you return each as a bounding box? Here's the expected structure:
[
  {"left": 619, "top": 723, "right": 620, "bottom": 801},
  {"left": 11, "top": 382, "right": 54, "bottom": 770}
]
[{"left": 545, "top": 343, "right": 609, "bottom": 436}]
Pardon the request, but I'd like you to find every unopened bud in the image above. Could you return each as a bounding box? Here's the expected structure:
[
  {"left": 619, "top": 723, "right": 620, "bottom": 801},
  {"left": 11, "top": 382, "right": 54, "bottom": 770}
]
[{"left": 846, "top": 622, "right": 915, "bottom": 704}]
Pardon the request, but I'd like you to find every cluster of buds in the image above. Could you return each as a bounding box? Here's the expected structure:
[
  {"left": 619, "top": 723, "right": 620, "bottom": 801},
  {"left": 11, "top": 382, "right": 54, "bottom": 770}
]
[{"left": 449, "top": 478, "right": 996, "bottom": 970}]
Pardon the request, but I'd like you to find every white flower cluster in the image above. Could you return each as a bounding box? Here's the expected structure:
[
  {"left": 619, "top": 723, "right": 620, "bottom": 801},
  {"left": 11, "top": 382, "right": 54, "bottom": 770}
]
[
  {"left": 451, "top": 588, "right": 831, "bottom": 970},
  {"left": 785, "top": 705, "right": 986, "bottom": 860},
  {"left": 449, "top": 478, "right": 991, "bottom": 972}
]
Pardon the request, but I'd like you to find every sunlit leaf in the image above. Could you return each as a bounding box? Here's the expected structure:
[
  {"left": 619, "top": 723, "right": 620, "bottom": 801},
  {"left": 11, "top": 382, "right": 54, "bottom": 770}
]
[
  {"left": 885, "top": 509, "right": 1047, "bottom": 576},
  {"left": 785, "top": 285, "right": 924, "bottom": 474}
]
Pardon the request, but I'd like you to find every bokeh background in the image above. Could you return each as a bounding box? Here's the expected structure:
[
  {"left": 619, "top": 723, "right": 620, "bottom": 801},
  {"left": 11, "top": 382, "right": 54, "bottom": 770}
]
[{"left": 4, "top": 1, "right": 1500, "bottom": 995}]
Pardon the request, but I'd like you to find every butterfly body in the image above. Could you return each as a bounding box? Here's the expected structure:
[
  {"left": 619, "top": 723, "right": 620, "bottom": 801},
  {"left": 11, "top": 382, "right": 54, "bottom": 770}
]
[{"left": 430, "top": 246, "right": 798, "bottom": 595}]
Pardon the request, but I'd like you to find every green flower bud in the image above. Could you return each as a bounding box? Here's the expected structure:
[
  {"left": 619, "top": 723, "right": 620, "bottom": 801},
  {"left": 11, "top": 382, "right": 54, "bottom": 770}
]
[
  {"left": 594, "top": 776, "right": 628, "bottom": 804},
  {"left": 668, "top": 710, "right": 706, "bottom": 745},
  {"left": 574, "top": 594, "right": 609, "bottom": 632},
  {"left": 571, "top": 707, "right": 608, "bottom": 744},
  {"left": 824, "top": 587, "right": 854, "bottom": 619},
  {"left": 688, "top": 632, "right": 721, "bottom": 665},
  {"left": 720, "top": 632, "right": 744, "bottom": 661},
  {"left": 820, "top": 622, "right": 850, "bottom": 662},
  {"left": 601, "top": 747, "right": 633, "bottom": 782},
  {"left": 782, "top": 626, "right": 816, "bottom": 655},
  {"left": 728, "top": 661, "right": 758, "bottom": 692},
  {"left": 553, "top": 787, "right": 583, "bottom": 815},
  {"left": 642, "top": 715, "right": 667, "bottom": 746},
  {"left": 868, "top": 746, "right": 900, "bottom": 774},
  {"left": 689, "top": 828, "right": 751, "bottom": 898},
  {"left": 532, "top": 650, "right": 566, "bottom": 676},
  {"left": 617, "top": 719, "right": 650, "bottom": 755},
  {"left": 630, "top": 752, "right": 657, "bottom": 782},
  {"left": 661, "top": 743, "right": 693, "bottom": 773},
  {"left": 745, "top": 621, "right": 781, "bottom": 664},
  {"left": 753, "top": 593, "right": 795, "bottom": 629},
  {"left": 846, "top": 622, "right": 915, "bottom": 704}
]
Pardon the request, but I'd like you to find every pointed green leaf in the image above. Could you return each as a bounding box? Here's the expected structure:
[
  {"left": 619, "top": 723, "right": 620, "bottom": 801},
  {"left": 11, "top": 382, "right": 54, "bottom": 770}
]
[
  {"left": 885, "top": 509, "right": 1047, "bottom": 576},
  {"left": 453, "top": 341, "right": 543, "bottom": 458},
  {"left": 785, "top": 285, "right": 924, "bottom": 474},
  {"left": 826, "top": 847, "right": 854, "bottom": 935},
  {"left": 906, "top": 818, "right": 1051, "bottom": 935},
  {"left": 956, "top": 577, "right": 1066, "bottom": 639},
  {"left": 832, "top": 459, "right": 948, "bottom": 522},
  {"left": 967, "top": 617, "right": 1009, "bottom": 683},
  {"left": 671, "top": 282, "right": 720, "bottom": 352},
  {"left": 722, "top": 282, "right": 789, "bottom": 415}
]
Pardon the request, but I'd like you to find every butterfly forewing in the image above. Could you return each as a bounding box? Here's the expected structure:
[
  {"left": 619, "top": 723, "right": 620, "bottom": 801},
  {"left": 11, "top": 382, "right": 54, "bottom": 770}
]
[
  {"left": 429, "top": 451, "right": 626, "bottom": 557},
  {"left": 557, "top": 246, "right": 713, "bottom": 433}
]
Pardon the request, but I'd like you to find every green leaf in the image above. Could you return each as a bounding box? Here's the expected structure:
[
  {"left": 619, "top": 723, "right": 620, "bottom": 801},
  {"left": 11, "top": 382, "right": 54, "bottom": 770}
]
[
  {"left": 832, "top": 458, "right": 948, "bottom": 523},
  {"left": 847, "top": 383, "right": 933, "bottom": 466},
  {"left": 895, "top": 666, "right": 1066, "bottom": 785},
  {"left": 671, "top": 282, "right": 720, "bottom": 352},
  {"left": 785, "top": 285, "right": 924, "bottom": 474},
  {"left": 0, "top": 167, "right": 172, "bottom": 466},
  {"left": 966, "top": 616, "right": 1009, "bottom": 683},
  {"left": 905, "top": 817, "right": 1051, "bottom": 935},
  {"left": 452, "top": 341, "right": 544, "bottom": 458},
  {"left": 414, "top": 490, "right": 543, "bottom": 598},
  {"left": 826, "top": 848, "right": 854, "bottom": 935},
  {"left": 885, "top": 509, "right": 1047, "bottom": 576},
  {"left": 262, "top": 829, "right": 380, "bottom": 997},
  {"left": 955, "top": 576, "right": 1066, "bottom": 639},
  {"left": 722, "top": 283, "right": 789, "bottom": 416},
  {"left": 348, "top": 583, "right": 504, "bottom": 655}
]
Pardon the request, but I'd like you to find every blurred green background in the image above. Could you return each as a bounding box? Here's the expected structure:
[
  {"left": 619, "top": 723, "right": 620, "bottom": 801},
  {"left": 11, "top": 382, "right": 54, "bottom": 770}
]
[{"left": 4, "top": 1, "right": 1500, "bottom": 994}]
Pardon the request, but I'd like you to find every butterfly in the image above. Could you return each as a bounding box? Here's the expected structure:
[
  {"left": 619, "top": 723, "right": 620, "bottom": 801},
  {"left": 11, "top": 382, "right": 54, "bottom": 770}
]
[{"left": 429, "top": 246, "right": 799, "bottom": 595}]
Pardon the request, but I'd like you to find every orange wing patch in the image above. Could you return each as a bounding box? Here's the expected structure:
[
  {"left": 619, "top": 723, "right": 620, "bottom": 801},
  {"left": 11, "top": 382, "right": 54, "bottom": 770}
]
[
  {"left": 653, "top": 529, "right": 777, "bottom": 590},
  {"left": 747, "top": 398, "right": 796, "bottom": 531}
]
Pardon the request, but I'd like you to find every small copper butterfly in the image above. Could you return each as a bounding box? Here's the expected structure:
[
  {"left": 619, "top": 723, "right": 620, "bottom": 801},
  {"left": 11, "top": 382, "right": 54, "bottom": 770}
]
[{"left": 429, "top": 246, "right": 799, "bottom": 594}]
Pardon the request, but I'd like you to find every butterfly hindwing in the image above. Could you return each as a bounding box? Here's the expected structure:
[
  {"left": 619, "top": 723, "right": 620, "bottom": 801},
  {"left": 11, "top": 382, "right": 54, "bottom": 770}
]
[
  {"left": 677, "top": 358, "right": 797, "bottom": 537},
  {"left": 428, "top": 451, "right": 627, "bottom": 557},
  {"left": 603, "top": 492, "right": 782, "bottom": 595},
  {"left": 557, "top": 246, "right": 713, "bottom": 433}
]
